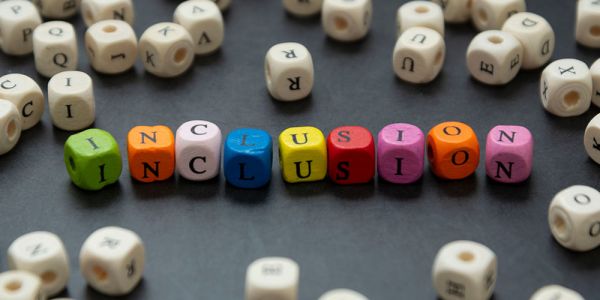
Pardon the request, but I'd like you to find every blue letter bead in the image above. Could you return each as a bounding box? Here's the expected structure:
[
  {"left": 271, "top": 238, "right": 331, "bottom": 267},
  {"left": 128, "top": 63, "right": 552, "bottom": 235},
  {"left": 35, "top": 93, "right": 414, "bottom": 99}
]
[{"left": 223, "top": 128, "right": 273, "bottom": 188}]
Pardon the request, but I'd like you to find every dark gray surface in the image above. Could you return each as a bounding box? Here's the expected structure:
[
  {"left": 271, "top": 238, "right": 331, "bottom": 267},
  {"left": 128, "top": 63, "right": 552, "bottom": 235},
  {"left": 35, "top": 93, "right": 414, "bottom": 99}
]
[{"left": 0, "top": 0, "right": 599, "bottom": 299}]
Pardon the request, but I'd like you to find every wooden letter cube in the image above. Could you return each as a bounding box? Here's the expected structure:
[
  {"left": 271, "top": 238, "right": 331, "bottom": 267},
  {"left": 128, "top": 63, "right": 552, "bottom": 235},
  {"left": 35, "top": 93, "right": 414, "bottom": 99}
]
[
  {"left": 548, "top": 185, "right": 600, "bottom": 252},
  {"left": 0, "top": 74, "right": 44, "bottom": 130},
  {"left": 64, "top": 128, "right": 122, "bottom": 190},
  {"left": 466, "top": 30, "right": 523, "bottom": 85},
  {"left": 48, "top": 71, "right": 95, "bottom": 131},
  {"left": 127, "top": 125, "right": 175, "bottom": 183},
  {"left": 8, "top": 231, "right": 69, "bottom": 296},
  {"left": 0, "top": 270, "right": 44, "bottom": 300},
  {"left": 283, "top": 0, "right": 323, "bottom": 17},
  {"left": 265, "top": 42, "right": 314, "bottom": 101},
  {"left": 584, "top": 113, "right": 600, "bottom": 165},
  {"left": 176, "top": 120, "right": 222, "bottom": 181},
  {"left": 81, "top": 0, "right": 134, "bottom": 27},
  {"left": 540, "top": 59, "right": 592, "bottom": 117},
  {"left": 85, "top": 20, "right": 137, "bottom": 74},
  {"left": 576, "top": 0, "right": 600, "bottom": 48},
  {"left": 501, "top": 12, "right": 555, "bottom": 70},
  {"left": 589, "top": 58, "right": 600, "bottom": 108},
  {"left": 0, "top": 99, "right": 22, "bottom": 155},
  {"left": 223, "top": 128, "right": 272, "bottom": 189},
  {"left": 377, "top": 123, "right": 424, "bottom": 184},
  {"left": 0, "top": 1, "right": 41, "bottom": 55},
  {"left": 396, "top": 1, "right": 444, "bottom": 37},
  {"left": 279, "top": 126, "right": 327, "bottom": 183},
  {"left": 485, "top": 125, "right": 533, "bottom": 183},
  {"left": 207, "top": 0, "right": 231, "bottom": 11},
  {"left": 174, "top": 0, "right": 224, "bottom": 55},
  {"left": 431, "top": 0, "right": 471, "bottom": 24},
  {"left": 319, "top": 289, "right": 368, "bottom": 300},
  {"left": 245, "top": 257, "right": 299, "bottom": 300},
  {"left": 427, "top": 122, "right": 479, "bottom": 180},
  {"left": 322, "top": 0, "right": 372, "bottom": 42},
  {"left": 530, "top": 285, "right": 584, "bottom": 300},
  {"left": 327, "top": 126, "right": 374, "bottom": 184},
  {"left": 33, "top": 21, "right": 78, "bottom": 78},
  {"left": 471, "top": 0, "right": 525, "bottom": 31},
  {"left": 79, "top": 226, "right": 144, "bottom": 296},
  {"left": 393, "top": 26, "right": 445, "bottom": 84},
  {"left": 139, "top": 22, "right": 195, "bottom": 78},
  {"left": 32, "top": 0, "right": 80, "bottom": 19}
]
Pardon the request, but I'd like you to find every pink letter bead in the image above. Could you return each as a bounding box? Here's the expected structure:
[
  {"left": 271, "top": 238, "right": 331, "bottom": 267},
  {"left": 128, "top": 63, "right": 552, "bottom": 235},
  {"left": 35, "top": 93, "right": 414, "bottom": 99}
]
[
  {"left": 175, "top": 120, "right": 222, "bottom": 181},
  {"left": 377, "top": 123, "right": 425, "bottom": 184},
  {"left": 485, "top": 125, "right": 533, "bottom": 183}
]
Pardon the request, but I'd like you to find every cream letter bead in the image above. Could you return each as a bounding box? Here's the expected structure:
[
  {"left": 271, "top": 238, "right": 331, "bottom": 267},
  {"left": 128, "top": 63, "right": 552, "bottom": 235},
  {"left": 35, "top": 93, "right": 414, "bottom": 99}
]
[
  {"left": 466, "top": 30, "right": 523, "bottom": 85},
  {"left": 322, "top": 0, "right": 372, "bottom": 42},
  {"left": 245, "top": 257, "right": 299, "bottom": 300},
  {"left": 174, "top": 0, "right": 224, "bottom": 55},
  {"left": 0, "top": 1, "right": 41, "bottom": 55},
  {"left": 501, "top": 12, "right": 555, "bottom": 70},
  {"left": 0, "top": 99, "right": 21, "bottom": 155},
  {"left": 396, "top": 1, "right": 444, "bottom": 37},
  {"left": 584, "top": 113, "right": 600, "bottom": 165},
  {"left": 530, "top": 285, "right": 584, "bottom": 300},
  {"left": 48, "top": 71, "right": 95, "bottom": 131},
  {"left": 0, "top": 270, "right": 45, "bottom": 300},
  {"left": 540, "top": 59, "right": 592, "bottom": 117},
  {"left": 283, "top": 0, "right": 323, "bottom": 17},
  {"left": 393, "top": 26, "right": 445, "bottom": 84},
  {"left": 81, "top": 0, "right": 134, "bottom": 27},
  {"left": 0, "top": 73, "right": 44, "bottom": 130},
  {"left": 33, "top": 21, "right": 78, "bottom": 78},
  {"left": 431, "top": 0, "right": 471, "bottom": 24},
  {"left": 85, "top": 20, "right": 137, "bottom": 74},
  {"left": 265, "top": 42, "right": 314, "bottom": 101},
  {"left": 471, "top": 0, "right": 525, "bottom": 31},
  {"left": 32, "top": 0, "right": 81, "bottom": 19},
  {"left": 576, "top": 0, "right": 600, "bottom": 48},
  {"left": 319, "top": 289, "right": 368, "bottom": 300},
  {"left": 590, "top": 58, "right": 600, "bottom": 107},
  {"left": 139, "top": 22, "right": 195, "bottom": 78}
]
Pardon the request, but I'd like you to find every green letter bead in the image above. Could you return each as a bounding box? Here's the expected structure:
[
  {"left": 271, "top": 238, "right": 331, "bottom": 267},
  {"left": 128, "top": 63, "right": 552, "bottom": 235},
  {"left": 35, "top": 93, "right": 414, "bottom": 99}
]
[{"left": 64, "top": 128, "right": 122, "bottom": 190}]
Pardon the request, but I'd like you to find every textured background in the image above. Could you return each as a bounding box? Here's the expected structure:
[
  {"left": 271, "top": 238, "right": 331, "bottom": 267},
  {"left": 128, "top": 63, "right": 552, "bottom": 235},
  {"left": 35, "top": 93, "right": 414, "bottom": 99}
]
[{"left": 0, "top": 0, "right": 599, "bottom": 299}]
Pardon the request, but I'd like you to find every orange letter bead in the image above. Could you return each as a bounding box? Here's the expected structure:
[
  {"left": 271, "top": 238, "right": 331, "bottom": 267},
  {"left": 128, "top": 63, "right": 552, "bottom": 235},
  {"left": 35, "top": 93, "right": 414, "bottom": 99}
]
[
  {"left": 127, "top": 125, "right": 175, "bottom": 182},
  {"left": 427, "top": 122, "right": 480, "bottom": 180}
]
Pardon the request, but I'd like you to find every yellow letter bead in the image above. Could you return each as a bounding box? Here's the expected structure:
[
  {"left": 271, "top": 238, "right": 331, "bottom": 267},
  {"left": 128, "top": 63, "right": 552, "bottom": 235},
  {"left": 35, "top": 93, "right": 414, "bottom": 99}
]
[{"left": 279, "top": 126, "right": 327, "bottom": 183}]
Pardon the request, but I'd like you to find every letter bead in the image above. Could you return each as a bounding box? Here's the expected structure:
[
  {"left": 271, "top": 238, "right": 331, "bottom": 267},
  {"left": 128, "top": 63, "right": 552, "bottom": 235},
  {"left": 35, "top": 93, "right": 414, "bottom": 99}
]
[
  {"left": 207, "top": 0, "right": 231, "bottom": 11},
  {"left": 0, "top": 1, "right": 41, "bottom": 55},
  {"left": 427, "top": 122, "right": 480, "bottom": 180},
  {"left": 471, "top": 0, "right": 525, "bottom": 31},
  {"left": 576, "top": 0, "right": 600, "bottom": 48},
  {"left": 79, "top": 226, "right": 145, "bottom": 296},
  {"left": 223, "top": 128, "right": 272, "bottom": 189},
  {"left": 377, "top": 123, "right": 424, "bottom": 184},
  {"left": 327, "top": 126, "right": 375, "bottom": 185},
  {"left": 396, "top": 1, "right": 444, "bottom": 37},
  {"left": 501, "top": 12, "right": 555, "bottom": 70},
  {"left": 33, "top": 21, "right": 78, "bottom": 78},
  {"left": 85, "top": 20, "right": 137, "bottom": 74},
  {"left": 590, "top": 58, "right": 600, "bottom": 107},
  {"left": 174, "top": 0, "right": 225, "bottom": 55},
  {"left": 393, "top": 26, "right": 445, "bottom": 84},
  {"left": 127, "top": 125, "right": 175, "bottom": 183},
  {"left": 322, "top": 0, "right": 372, "bottom": 42},
  {"left": 549, "top": 185, "right": 600, "bottom": 252},
  {"left": 0, "top": 99, "right": 21, "bottom": 155},
  {"left": 432, "top": 240, "right": 497, "bottom": 300},
  {"left": 430, "top": 0, "right": 471, "bottom": 24},
  {"left": 81, "top": 0, "right": 134, "bottom": 27},
  {"left": 540, "top": 59, "right": 592, "bottom": 117},
  {"left": 32, "top": 0, "right": 80, "bottom": 19},
  {"left": 530, "top": 285, "right": 584, "bottom": 300},
  {"left": 0, "top": 74, "right": 44, "bottom": 130},
  {"left": 7, "top": 231, "right": 69, "bottom": 296},
  {"left": 0, "top": 270, "right": 45, "bottom": 300},
  {"left": 485, "top": 125, "right": 533, "bottom": 184},
  {"left": 279, "top": 126, "right": 327, "bottom": 183},
  {"left": 283, "top": 0, "right": 323, "bottom": 17},
  {"left": 265, "top": 42, "right": 314, "bottom": 101},
  {"left": 139, "top": 22, "right": 195, "bottom": 78},
  {"left": 245, "top": 257, "right": 299, "bottom": 300},
  {"left": 319, "top": 289, "right": 368, "bottom": 300},
  {"left": 585, "top": 113, "right": 600, "bottom": 165},
  {"left": 466, "top": 30, "right": 523, "bottom": 85},
  {"left": 175, "top": 120, "right": 222, "bottom": 181},
  {"left": 64, "top": 128, "right": 122, "bottom": 190},
  {"left": 48, "top": 71, "right": 95, "bottom": 131}
]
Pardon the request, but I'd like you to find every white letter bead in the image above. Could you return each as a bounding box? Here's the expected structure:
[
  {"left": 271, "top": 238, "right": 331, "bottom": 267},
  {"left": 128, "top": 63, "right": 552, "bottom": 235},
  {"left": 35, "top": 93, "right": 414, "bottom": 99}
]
[
  {"left": 590, "top": 58, "right": 600, "bottom": 107},
  {"left": 396, "top": 1, "right": 444, "bottom": 37},
  {"left": 174, "top": 0, "right": 224, "bottom": 55},
  {"left": 33, "top": 21, "right": 78, "bottom": 78},
  {"left": 530, "top": 285, "right": 584, "bottom": 300},
  {"left": 175, "top": 120, "right": 222, "bottom": 181},
  {"left": 471, "top": 0, "right": 525, "bottom": 31},
  {"left": 0, "top": 99, "right": 21, "bottom": 155},
  {"left": 32, "top": 0, "right": 80, "bottom": 19},
  {"left": 0, "top": 270, "right": 45, "bottom": 300},
  {"left": 432, "top": 240, "right": 497, "bottom": 300},
  {"left": 81, "top": 0, "right": 134, "bottom": 27},
  {"left": 85, "top": 20, "right": 137, "bottom": 74},
  {"left": 501, "top": 12, "right": 555, "bottom": 70},
  {"left": 283, "top": 0, "right": 323, "bottom": 17},
  {"left": 393, "top": 26, "right": 445, "bottom": 84},
  {"left": 576, "top": 0, "right": 600, "bottom": 48},
  {"left": 48, "top": 71, "right": 95, "bottom": 131},
  {"left": 245, "top": 257, "right": 299, "bottom": 300},
  {"left": 549, "top": 185, "right": 600, "bottom": 252},
  {"left": 540, "top": 59, "right": 592, "bottom": 117},
  {"left": 0, "top": 74, "right": 44, "bottom": 130},
  {"left": 466, "top": 30, "right": 523, "bottom": 85},
  {"left": 79, "top": 226, "right": 145, "bottom": 296},
  {"left": 584, "top": 113, "right": 600, "bottom": 165},
  {"left": 7, "top": 232, "right": 69, "bottom": 297},
  {"left": 0, "top": 1, "right": 42, "bottom": 55},
  {"left": 265, "top": 42, "right": 314, "bottom": 101},
  {"left": 431, "top": 0, "right": 470, "bottom": 24},
  {"left": 322, "top": 0, "right": 372, "bottom": 42},
  {"left": 139, "top": 22, "right": 195, "bottom": 78},
  {"left": 319, "top": 289, "right": 368, "bottom": 300}
]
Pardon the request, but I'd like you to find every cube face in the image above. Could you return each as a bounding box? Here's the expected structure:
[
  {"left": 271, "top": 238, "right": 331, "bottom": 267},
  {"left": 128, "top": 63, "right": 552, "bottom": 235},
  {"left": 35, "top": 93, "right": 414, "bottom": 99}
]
[
  {"left": 501, "top": 12, "right": 555, "bottom": 70},
  {"left": 0, "top": 270, "right": 44, "bottom": 300},
  {"left": 64, "top": 128, "right": 122, "bottom": 190},
  {"left": 279, "top": 126, "right": 327, "bottom": 183},
  {"left": 33, "top": 0, "right": 80, "bottom": 19},
  {"left": 466, "top": 30, "right": 523, "bottom": 85},
  {"left": 176, "top": 120, "right": 222, "bottom": 181},
  {"left": 319, "top": 289, "right": 368, "bottom": 300},
  {"left": 81, "top": 0, "right": 135, "bottom": 27},
  {"left": 139, "top": 22, "right": 195, "bottom": 78},
  {"left": 224, "top": 128, "right": 272, "bottom": 189},
  {"left": 427, "top": 122, "right": 480, "bottom": 180},
  {"left": 0, "top": 74, "right": 45, "bottom": 130},
  {"left": 471, "top": 0, "right": 526, "bottom": 31},
  {"left": 265, "top": 42, "right": 314, "bottom": 101},
  {"left": 589, "top": 58, "right": 600, "bottom": 108},
  {"left": 322, "top": 0, "right": 372, "bottom": 42},
  {"left": 576, "top": 0, "right": 600, "bottom": 48},
  {"left": 393, "top": 26, "right": 445, "bottom": 84},
  {"left": 540, "top": 59, "right": 592, "bottom": 117},
  {"left": 548, "top": 185, "right": 600, "bottom": 252},
  {"left": 245, "top": 257, "right": 299, "bottom": 300},
  {"left": 530, "top": 285, "right": 584, "bottom": 300},
  {"left": 485, "top": 125, "right": 533, "bottom": 183},
  {"left": 327, "top": 126, "right": 374, "bottom": 184},
  {"left": 48, "top": 71, "right": 95, "bottom": 131},
  {"left": 283, "top": 0, "right": 323, "bottom": 17},
  {"left": 0, "top": 1, "right": 41, "bottom": 55},
  {"left": 431, "top": 0, "right": 471, "bottom": 24},
  {"left": 0, "top": 99, "right": 22, "bottom": 155},
  {"left": 174, "top": 1, "right": 224, "bottom": 55},
  {"left": 584, "top": 113, "right": 600, "bottom": 164},
  {"left": 397, "top": 1, "right": 444, "bottom": 37},
  {"left": 377, "top": 123, "right": 424, "bottom": 184},
  {"left": 79, "top": 226, "right": 144, "bottom": 296},
  {"left": 85, "top": 20, "right": 137, "bottom": 74},
  {"left": 127, "top": 125, "right": 175, "bottom": 183},
  {"left": 33, "top": 21, "right": 78, "bottom": 78},
  {"left": 7, "top": 231, "right": 69, "bottom": 296}
]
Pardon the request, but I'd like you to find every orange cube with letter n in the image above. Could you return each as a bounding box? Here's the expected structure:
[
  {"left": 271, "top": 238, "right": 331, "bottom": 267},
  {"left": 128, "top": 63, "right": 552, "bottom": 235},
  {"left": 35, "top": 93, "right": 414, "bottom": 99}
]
[{"left": 127, "top": 125, "right": 175, "bottom": 182}]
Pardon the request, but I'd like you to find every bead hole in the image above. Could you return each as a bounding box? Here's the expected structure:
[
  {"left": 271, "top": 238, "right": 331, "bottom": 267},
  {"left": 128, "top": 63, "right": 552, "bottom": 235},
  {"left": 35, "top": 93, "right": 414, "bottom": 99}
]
[
  {"left": 174, "top": 48, "right": 188, "bottom": 64},
  {"left": 458, "top": 251, "right": 475, "bottom": 262},
  {"left": 93, "top": 265, "right": 108, "bottom": 281},
  {"left": 6, "top": 119, "right": 16, "bottom": 141},
  {"left": 590, "top": 26, "right": 600, "bottom": 37},
  {"left": 488, "top": 36, "right": 503, "bottom": 44},
  {"left": 69, "top": 156, "right": 76, "bottom": 171},
  {"left": 553, "top": 215, "right": 567, "bottom": 238},
  {"left": 5, "top": 280, "right": 22, "bottom": 292},
  {"left": 415, "top": 6, "right": 429, "bottom": 13},
  {"left": 41, "top": 271, "right": 57, "bottom": 284},
  {"left": 478, "top": 9, "right": 488, "bottom": 23},
  {"left": 334, "top": 16, "right": 349, "bottom": 31},
  {"left": 563, "top": 91, "right": 580, "bottom": 109},
  {"left": 103, "top": 25, "right": 117, "bottom": 33}
]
